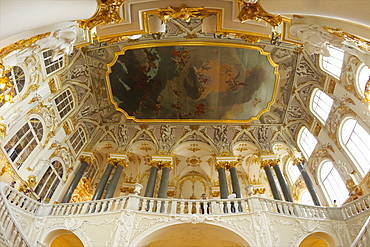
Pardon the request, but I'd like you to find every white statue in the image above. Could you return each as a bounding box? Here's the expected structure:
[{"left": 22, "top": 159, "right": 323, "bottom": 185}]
[
  {"left": 34, "top": 26, "right": 83, "bottom": 61},
  {"left": 290, "top": 24, "right": 344, "bottom": 56}
]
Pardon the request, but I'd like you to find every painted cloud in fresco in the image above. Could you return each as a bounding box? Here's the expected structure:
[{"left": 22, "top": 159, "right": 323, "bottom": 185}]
[{"left": 108, "top": 45, "right": 277, "bottom": 121}]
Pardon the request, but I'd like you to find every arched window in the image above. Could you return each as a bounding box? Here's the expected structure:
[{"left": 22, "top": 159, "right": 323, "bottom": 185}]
[
  {"left": 297, "top": 127, "right": 317, "bottom": 159},
  {"left": 340, "top": 118, "right": 370, "bottom": 175},
  {"left": 356, "top": 63, "right": 370, "bottom": 96},
  {"left": 34, "top": 160, "right": 64, "bottom": 200},
  {"left": 42, "top": 49, "right": 64, "bottom": 75},
  {"left": 319, "top": 160, "right": 348, "bottom": 206},
  {"left": 69, "top": 127, "right": 86, "bottom": 155},
  {"left": 3, "top": 118, "right": 44, "bottom": 169},
  {"left": 287, "top": 160, "right": 301, "bottom": 184},
  {"left": 320, "top": 46, "right": 344, "bottom": 78},
  {"left": 54, "top": 89, "right": 74, "bottom": 119},
  {"left": 310, "top": 88, "right": 334, "bottom": 124}
]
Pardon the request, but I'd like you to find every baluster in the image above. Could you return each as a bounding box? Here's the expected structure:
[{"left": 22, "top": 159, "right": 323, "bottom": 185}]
[
  {"left": 163, "top": 200, "right": 169, "bottom": 214},
  {"left": 195, "top": 202, "right": 200, "bottom": 214},
  {"left": 148, "top": 200, "right": 154, "bottom": 212},
  {"left": 156, "top": 201, "right": 161, "bottom": 213},
  {"left": 180, "top": 201, "right": 185, "bottom": 214},
  {"left": 241, "top": 200, "right": 247, "bottom": 212},
  {"left": 187, "top": 202, "right": 192, "bottom": 214},
  {"left": 141, "top": 199, "right": 148, "bottom": 212},
  {"left": 288, "top": 205, "right": 295, "bottom": 216}
]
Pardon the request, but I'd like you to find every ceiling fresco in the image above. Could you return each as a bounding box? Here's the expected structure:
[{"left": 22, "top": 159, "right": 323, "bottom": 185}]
[{"left": 107, "top": 45, "right": 279, "bottom": 122}]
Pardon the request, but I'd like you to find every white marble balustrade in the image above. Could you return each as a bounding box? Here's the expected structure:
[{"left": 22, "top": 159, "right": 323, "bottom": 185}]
[{"left": 1, "top": 182, "right": 369, "bottom": 221}]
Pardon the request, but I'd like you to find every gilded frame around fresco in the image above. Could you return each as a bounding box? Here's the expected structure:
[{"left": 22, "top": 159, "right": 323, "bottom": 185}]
[{"left": 104, "top": 41, "right": 280, "bottom": 123}]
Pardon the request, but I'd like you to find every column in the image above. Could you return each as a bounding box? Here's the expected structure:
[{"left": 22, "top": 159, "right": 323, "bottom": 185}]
[
  {"left": 216, "top": 163, "right": 229, "bottom": 199},
  {"left": 104, "top": 157, "right": 127, "bottom": 199},
  {"left": 295, "top": 159, "right": 321, "bottom": 206},
  {"left": 229, "top": 164, "right": 241, "bottom": 198},
  {"left": 261, "top": 158, "right": 282, "bottom": 200},
  {"left": 272, "top": 162, "right": 293, "bottom": 202},
  {"left": 92, "top": 163, "right": 114, "bottom": 200},
  {"left": 61, "top": 156, "right": 90, "bottom": 203},
  {"left": 144, "top": 166, "right": 159, "bottom": 197},
  {"left": 158, "top": 166, "right": 171, "bottom": 198}
]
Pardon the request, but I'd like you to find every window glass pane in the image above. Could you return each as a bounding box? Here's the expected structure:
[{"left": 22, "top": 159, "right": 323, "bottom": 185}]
[
  {"left": 54, "top": 89, "right": 74, "bottom": 119},
  {"left": 43, "top": 49, "right": 63, "bottom": 75},
  {"left": 340, "top": 119, "right": 370, "bottom": 175},
  {"left": 320, "top": 161, "right": 348, "bottom": 205},
  {"left": 298, "top": 127, "right": 317, "bottom": 159},
  {"left": 357, "top": 64, "right": 370, "bottom": 95},
  {"left": 311, "top": 89, "right": 333, "bottom": 124},
  {"left": 320, "top": 46, "right": 344, "bottom": 78}
]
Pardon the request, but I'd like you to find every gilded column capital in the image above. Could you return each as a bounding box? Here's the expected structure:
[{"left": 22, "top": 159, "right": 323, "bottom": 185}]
[
  {"left": 292, "top": 158, "right": 304, "bottom": 166},
  {"left": 215, "top": 160, "right": 239, "bottom": 170},
  {"left": 107, "top": 158, "right": 128, "bottom": 168},
  {"left": 79, "top": 155, "right": 92, "bottom": 165},
  {"left": 150, "top": 160, "right": 173, "bottom": 170},
  {"left": 260, "top": 154, "right": 279, "bottom": 168}
]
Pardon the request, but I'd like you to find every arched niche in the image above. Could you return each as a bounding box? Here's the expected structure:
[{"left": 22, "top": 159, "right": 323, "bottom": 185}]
[
  {"left": 44, "top": 229, "right": 84, "bottom": 247},
  {"left": 298, "top": 232, "right": 336, "bottom": 247},
  {"left": 131, "top": 222, "right": 253, "bottom": 247}
]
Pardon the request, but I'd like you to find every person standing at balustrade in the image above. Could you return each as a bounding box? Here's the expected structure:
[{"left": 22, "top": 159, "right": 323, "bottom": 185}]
[{"left": 200, "top": 193, "right": 210, "bottom": 214}]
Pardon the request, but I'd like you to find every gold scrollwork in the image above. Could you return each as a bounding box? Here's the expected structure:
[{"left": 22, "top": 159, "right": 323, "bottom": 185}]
[
  {"left": 149, "top": 5, "right": 213, "bottom": 23},
  {"left": 0, "top": 122, "right": 6, "bottom": 139},
  {"left": 0, "top": 162, "right": 11, "bottom": 176},
  {"left": 107, "top": 157, "right": 128, "bottom": 168},
  {"left": 236, "top": 0, "right": 283, "bottom": 27},
  {"left": 79, "top": 0, "right": 126, "bottom": 30},
  {"left": 48, "top": 78, "right": 58, "bottom": 94},
  {"left": 27, "top": 175, "right": 37, "bottom": 189}
]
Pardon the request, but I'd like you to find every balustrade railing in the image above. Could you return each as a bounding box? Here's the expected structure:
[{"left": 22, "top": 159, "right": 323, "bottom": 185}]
[
  {"left": 0, "top": 184, "right": 31, "bottom": 246},
  {"left": 1, "top": 182, "right": 370, "bottom": 221},
  {"left": 341, "top": 193, "right": 370, "bottom": 220}
]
